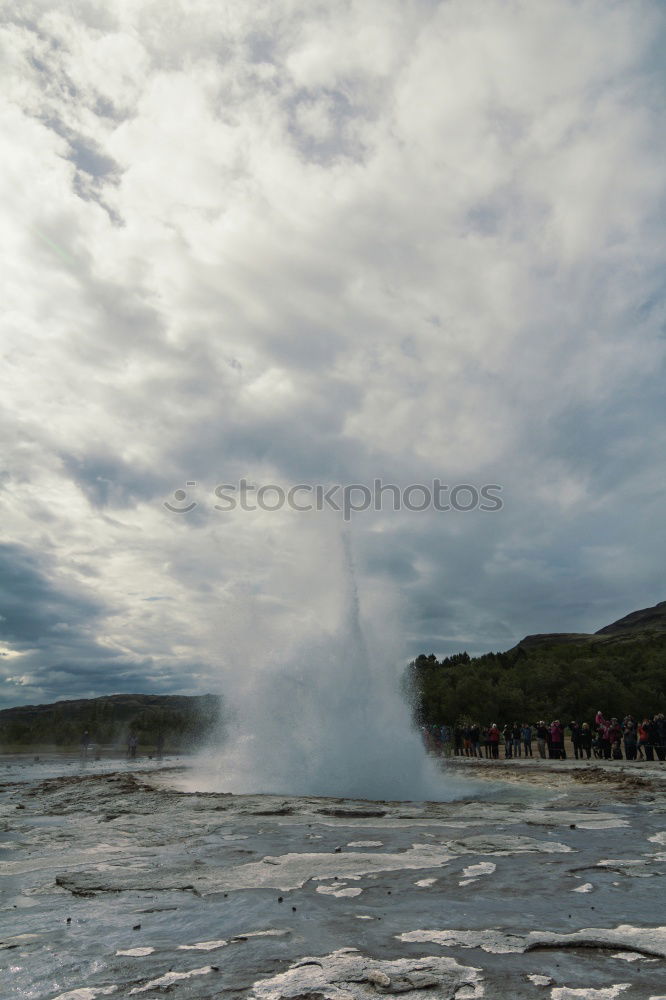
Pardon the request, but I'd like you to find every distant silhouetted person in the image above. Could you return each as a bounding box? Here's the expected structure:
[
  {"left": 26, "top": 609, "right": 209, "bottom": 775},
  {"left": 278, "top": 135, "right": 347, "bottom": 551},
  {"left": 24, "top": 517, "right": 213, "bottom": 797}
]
[
  {"left": 623, "top": 722, "right": 637, "bottom": 761},
  {"left": 536, "top": 721, "right": 549, "bottom": 758},
  {"left": 655, "top": 713, "right": 666, "bottom": 761},
  {"left": 470, "top": 723, "right": 481, "bottom": 758},
  {"left": 570, "top": 721, "right": 582, "bottom": 759},
  {"left": 128, "top": 732, "right": 138, "bottom": 760},
  {"left": 488, "top": 723, "right": 500, "bottom": 758},
  {"left": 521, "top": 723, "right": 533, "bottom": 757},
  {"left": 80, "top": 730, "right": 90, "bottom": 760},
  {"left": 512, "top": 723, "right": 522, "bottom": 758}
]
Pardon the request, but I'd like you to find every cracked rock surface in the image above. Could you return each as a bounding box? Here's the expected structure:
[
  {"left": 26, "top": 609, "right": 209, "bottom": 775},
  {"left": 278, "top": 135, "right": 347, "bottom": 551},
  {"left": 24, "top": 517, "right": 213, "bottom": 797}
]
[{"left": 0, "top": 754, "right": 664, "bottom": 999}]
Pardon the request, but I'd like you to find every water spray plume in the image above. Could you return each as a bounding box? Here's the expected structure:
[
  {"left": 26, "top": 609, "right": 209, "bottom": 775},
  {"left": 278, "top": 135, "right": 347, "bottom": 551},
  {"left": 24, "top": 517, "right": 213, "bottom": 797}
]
[{"left": 191, "top": 530, "right": 472, "bottom": 801}]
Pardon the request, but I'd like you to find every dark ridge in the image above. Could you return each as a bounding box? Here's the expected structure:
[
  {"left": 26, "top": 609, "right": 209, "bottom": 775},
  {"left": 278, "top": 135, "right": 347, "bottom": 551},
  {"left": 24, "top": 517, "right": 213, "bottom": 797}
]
[
  {"left": 595, "top": 599, "right": 666, "bottom": 636},
  {"left": 0, "top": 693, "right": 222, "bottom": 748}
]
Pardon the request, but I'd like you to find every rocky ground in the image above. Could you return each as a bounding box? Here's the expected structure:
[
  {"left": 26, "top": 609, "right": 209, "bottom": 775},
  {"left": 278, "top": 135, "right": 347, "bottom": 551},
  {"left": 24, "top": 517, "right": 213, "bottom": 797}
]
[{"left": 0, "top": 754, "right": 664, "bottom": 1000}]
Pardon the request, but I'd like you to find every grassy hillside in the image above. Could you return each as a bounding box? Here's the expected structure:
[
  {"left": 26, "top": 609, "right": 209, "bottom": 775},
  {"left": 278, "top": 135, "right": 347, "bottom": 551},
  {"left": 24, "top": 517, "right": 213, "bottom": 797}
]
[
  {"left": 409, "top": 602, "right": 666, "bottom": 725},
  {"left": 0, "top": 693, "right": 222, "bottom": 749}
]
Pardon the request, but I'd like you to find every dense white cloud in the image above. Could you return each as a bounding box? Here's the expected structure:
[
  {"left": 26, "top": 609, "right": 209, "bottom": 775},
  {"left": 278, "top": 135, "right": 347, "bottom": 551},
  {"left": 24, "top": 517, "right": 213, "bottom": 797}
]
[{"left": 0, "top": 0, "right": 664, "bottom": 707}]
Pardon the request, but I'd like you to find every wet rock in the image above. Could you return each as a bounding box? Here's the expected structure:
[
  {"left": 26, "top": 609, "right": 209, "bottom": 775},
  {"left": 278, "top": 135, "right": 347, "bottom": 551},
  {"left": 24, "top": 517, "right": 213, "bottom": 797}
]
[
  {"left": 550, "top": 987, "right": 631, "bottom": 999},
  {"left": 4, "top": 758, "right": 666, "bottom": 999},
  {"left": 54, "top": 845, "right": 453, "bottom": 895},
  {"left": 527, "top": 973, "right": 554, "bottom": 986},
  {"left": 448, "top": 834, "right": 572, "bottom": 856},
  {"left": 179, "top": 938, "right": 228, "bottom": 950},
  {"left": 250, "top": 948, "right": 483, "bottom": 1000},
  {"left": 250, "top": 806, "right": 295, "bottom": 816},
  {"left": 128, "top": 964, "right": 215, "bottom": 993},
  {"left": 316, "top": 808, "right": 388, "bottom": 818},
  {"left": 460, "top": 862, "right": 496, "bottom": 879},
  {"left": 398, "top": 924, "right": 666, "bottom": 960},
  {"left": 366, "top": 970, "right": 391, "bottom": 987}
]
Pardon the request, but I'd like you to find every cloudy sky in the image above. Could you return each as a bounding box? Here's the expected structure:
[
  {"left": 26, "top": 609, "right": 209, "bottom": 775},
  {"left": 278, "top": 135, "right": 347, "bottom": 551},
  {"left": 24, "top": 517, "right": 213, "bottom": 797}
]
[{"left": 1, "top": 0, "right": 664, "bottom": 709}]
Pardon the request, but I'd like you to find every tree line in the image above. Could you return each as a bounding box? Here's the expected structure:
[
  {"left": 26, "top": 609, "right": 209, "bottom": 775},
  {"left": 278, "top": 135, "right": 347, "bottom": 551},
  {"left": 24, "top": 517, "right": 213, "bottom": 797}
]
[
  {"left": 0, "top": 693, "right": 222, "bottom": 750},
  {"left": 406, "top": 633, "right": 666, "bottom": 726}
]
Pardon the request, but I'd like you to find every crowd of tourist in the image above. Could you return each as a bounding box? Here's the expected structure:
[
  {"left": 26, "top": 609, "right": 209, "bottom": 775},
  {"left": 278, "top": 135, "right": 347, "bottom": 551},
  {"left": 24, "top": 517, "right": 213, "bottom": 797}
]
[{"left": 422, "top": 712, "right": 666, "bottom": 762}]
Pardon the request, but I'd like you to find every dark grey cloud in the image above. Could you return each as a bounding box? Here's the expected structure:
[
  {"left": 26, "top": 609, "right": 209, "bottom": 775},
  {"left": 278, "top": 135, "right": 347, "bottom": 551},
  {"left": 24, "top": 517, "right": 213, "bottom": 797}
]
[
  {"left": 0, "top": 544, "right": 104, "bottom": 645},
  {"left": 60, "top": 451, "right": 168, "bottom": 510},
  {"left": 69, "top": 136, "right": 118, "bottom": 178}
]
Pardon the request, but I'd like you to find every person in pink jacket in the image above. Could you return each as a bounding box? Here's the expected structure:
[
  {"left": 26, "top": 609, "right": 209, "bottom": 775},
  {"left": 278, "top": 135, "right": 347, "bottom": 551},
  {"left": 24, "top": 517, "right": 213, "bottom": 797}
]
[
  {"left": 488, "top": 723, "right": 500, "bottom": 759},
  {"left": 599, "top": 719, "right": 612, "bottom": 759},
  {"left": 549, "top": 720, "right": 565, "bottom": 759}
]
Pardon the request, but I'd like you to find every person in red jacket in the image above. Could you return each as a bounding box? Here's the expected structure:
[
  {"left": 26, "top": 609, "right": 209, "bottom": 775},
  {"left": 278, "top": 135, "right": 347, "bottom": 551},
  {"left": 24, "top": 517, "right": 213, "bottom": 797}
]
[
  {"left": 488, "top": 723, "right": 500, "bottom": 759},
  {"left": 549, "top": 720, "right": 565, "bottom": 760},
  {"left": 608, "top": 718, "right": 623, "bottom": 759},
  {"left": 638, "top": 718, "right": 650, "bottom": 760}
]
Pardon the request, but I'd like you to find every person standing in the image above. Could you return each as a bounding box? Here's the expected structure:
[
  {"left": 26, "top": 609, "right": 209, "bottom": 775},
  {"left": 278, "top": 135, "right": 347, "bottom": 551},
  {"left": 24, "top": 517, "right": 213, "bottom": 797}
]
[
  {"left": 623, "top": 722, "right": 637, "bottom": 761},
  {"left": 608, "top": 718, "right": 623, "bottom": 743},
  {"left": 549, "top": 720, "right": 565, "bottom": 760},
  {"left": 638, "top": 718, "right": 651, "bottom": 760},
  {"left": 470, "top": 723, "right": 481, "bottom": 758},
  {"left": 579, "top": 722, "right": 592, "bottom": 759},
  {"left": 655, "top": 713, "right": 666, "bottom": 761},
  {"left": 127, "top": 731, "right": 138, "bottom": 760},
  {"left": 536, "top": 721, "right": 549, "bottom": 759},
  {"left": 502, "top": 723, "right": 513, "bottom": 758},
  {"left": 570, "top": 721, "right": 582, "bottom": 760},
  {"left": 521, "top": 722, "right": 533, "bottom": 757},
  {"left": 512, "top": 722, "right": 522, "bottom": 758},
  {"left": 608, "top": 718, "right": 623, "bottom": 759},
  {"left": 80, "top": 730, "right": 90, "bottom": 761},
  {"left": 488, "top": 723, "right": 500, "bottom": 759}
]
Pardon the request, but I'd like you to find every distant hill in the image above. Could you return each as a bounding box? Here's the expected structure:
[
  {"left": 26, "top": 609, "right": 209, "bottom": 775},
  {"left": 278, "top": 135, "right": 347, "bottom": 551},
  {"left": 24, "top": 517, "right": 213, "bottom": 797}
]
[
  {"left": 516, "top": 632, "right": 593, "bottom": 650},
  {"left": 515, "top": 600, "right": 666, "bottom": 650},
  {"left": 409, "top": 600, "right": 666, "bottom": 724},
  {"left": 595, "top": 600, "right": 666, "bottom": 637},
  {"left": 0, "top": 692, "right": 222, "bottom": 748}
]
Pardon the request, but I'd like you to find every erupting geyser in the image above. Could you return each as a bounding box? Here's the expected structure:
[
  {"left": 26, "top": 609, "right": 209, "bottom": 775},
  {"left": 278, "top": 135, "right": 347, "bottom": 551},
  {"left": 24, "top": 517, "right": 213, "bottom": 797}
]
[{"left": 192, "top": 533, "right": 470, "bottom": 801}]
